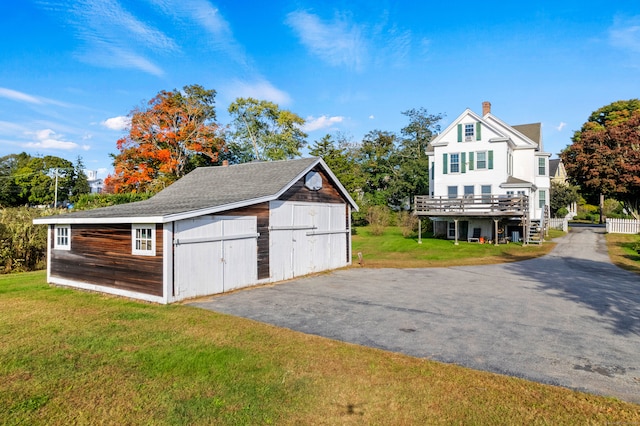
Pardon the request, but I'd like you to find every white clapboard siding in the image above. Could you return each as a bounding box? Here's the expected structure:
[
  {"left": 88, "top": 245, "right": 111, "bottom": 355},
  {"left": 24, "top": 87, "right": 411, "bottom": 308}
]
[{"left": 606, "top": 218, "right": 640, "bottom": 234}]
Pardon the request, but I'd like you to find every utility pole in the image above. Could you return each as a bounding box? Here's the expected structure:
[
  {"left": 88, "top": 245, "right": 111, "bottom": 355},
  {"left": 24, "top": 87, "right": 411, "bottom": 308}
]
[{"left": 53, "top": 168, "right": 59, "bottom": 209}]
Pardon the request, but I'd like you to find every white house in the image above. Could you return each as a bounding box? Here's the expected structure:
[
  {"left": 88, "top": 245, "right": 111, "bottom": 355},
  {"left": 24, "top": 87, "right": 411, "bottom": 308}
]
[{"left": 415, "top": 102, "right": 551, "bottom": 244}]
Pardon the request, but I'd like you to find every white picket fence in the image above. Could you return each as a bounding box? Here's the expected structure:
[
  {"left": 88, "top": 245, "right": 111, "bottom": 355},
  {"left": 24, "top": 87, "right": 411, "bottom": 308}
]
[
  {"left": 606, "top": 218, "right": 640, "bottom": 234},
  {"left": 548, "top": 218, "right": 568, "bottom": 232}
]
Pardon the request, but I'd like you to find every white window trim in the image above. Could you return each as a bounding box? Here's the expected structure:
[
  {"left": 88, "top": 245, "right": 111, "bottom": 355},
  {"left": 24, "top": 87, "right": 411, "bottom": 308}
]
[
  {"left": 132, "top": 224, "right": 156, "bottom": 256},
  {"left": 54, "top": 225, "right": 71, "bottom": 250}
]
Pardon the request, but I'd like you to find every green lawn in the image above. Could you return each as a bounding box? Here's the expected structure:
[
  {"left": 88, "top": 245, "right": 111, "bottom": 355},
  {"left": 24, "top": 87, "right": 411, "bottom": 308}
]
[
  {"left": 352, "top": 226, "right": 561, "bottom": 268},
  {"left": 1, "top": 271, "right": 639, "bottom": 424}
]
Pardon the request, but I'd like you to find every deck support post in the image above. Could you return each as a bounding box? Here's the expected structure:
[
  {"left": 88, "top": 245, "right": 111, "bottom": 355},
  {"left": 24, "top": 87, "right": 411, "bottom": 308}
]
[
  {"left": 418, "top": 217, "right": 422, "bottom": 244},
  {"left": 494, "top": 219, "right": 499, "bottom": 246},
  {"left": 454, "top": 218, "right": 459, "bottom": 246}
]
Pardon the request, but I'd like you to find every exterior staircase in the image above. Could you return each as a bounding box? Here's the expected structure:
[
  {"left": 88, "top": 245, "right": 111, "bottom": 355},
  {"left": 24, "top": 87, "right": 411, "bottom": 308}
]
[{"left": 527, "top": 220, "right": 543, "bottom": 244}]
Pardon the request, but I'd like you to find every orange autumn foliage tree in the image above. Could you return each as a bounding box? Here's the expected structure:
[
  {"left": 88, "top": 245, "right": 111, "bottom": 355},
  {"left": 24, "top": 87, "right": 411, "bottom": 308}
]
[{"left": 105, "top": 85, "right": 225, "bottom": 193}]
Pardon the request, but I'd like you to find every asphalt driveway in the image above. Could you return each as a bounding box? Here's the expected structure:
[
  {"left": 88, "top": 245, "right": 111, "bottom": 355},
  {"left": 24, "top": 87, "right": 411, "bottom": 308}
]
[{"left": 189, "top": 226, "right": 640, "bottom": 403}]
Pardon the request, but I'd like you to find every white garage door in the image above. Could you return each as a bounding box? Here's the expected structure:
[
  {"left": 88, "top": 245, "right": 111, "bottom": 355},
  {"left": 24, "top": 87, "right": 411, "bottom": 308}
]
[
  {"left": 174, "top": 216, "right": 258, "bottom": 299},
  {"left": 270, "top": 201, "right": 347, "bottom": 282}
]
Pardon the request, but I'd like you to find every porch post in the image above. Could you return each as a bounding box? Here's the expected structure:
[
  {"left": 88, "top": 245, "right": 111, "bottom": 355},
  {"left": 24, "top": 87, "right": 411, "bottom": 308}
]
[
  {"left": 418, "top": 218, "right": 422, "bottom": 244},
  {"left": 454, "top": 218, "right": 459, "bottom": 246},
  {"left": 494, "top": 219, "right": 499, "bottom": 246}
]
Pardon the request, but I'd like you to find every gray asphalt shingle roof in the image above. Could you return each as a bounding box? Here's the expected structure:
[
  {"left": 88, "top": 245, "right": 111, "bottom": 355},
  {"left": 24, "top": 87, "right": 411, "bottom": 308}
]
[
  {"left": 512, "top": 123, "right": 541, "bottom": 147},
  {"left": 41, "top": 157, "right": 328, "bottom": 222}
]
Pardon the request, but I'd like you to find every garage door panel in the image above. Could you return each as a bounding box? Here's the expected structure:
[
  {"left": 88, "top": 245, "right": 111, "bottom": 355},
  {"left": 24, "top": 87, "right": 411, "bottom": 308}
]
[{"left": 174, "top": 215, "right": 257, "bottom": 299}]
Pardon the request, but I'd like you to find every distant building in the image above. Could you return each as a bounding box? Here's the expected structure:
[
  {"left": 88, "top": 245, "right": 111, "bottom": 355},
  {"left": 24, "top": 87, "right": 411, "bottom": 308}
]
[{"left": 85, "top": 170, "right": 104, "bottom": 193}]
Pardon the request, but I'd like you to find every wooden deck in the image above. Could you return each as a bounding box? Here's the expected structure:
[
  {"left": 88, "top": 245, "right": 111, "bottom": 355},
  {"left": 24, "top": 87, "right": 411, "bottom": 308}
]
[{"left": 414, "top": 195, "right": 528, "bottom": 217}]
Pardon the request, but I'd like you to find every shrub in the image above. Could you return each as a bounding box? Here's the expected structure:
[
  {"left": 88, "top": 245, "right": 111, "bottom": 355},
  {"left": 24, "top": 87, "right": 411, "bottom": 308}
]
[
  {"left": 398, "top": 211, "right": 418, "bottom": 237},
  {"left": 367, "top": 205, "right": 391, "bottom": 236},
  {"left": 0, "top": 207, "right": 50, "bottom": 273}
]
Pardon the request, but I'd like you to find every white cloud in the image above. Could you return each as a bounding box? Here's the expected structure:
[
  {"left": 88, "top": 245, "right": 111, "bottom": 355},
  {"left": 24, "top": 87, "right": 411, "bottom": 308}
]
[
  {"left": 23, "top": 129, "right": 90, "bottom": 151},
  {"left": 149, "top": 0, "right": 249, "bottom": 67},
  {"left": 42, "top": 0, "right": 177, "bottom": 76},
  {"left": 610, "top": 15, "right": 640, "bottom": 53},
  {"left": 102, "top": 115, "right": 131, "bottom": 131},
  {"left": 0, "top": 87, "right": 71, "bottom": 107},
  {"left": 226, "top": 79, "right": 292, "bottom": 105},
  {"left": 0, "top": 87, "right": 43, "bottom": 104},
  {"left": 555, "top": 122, "right": 567, "bottom": 131},
  {"left": 286, "top": 10, "right": 367, "bottom": 72},
  {"left": 369, "top": 115, "right": 375, "bottom": 119},
  {"left": 303, "top": 115, "right": 344, "bottom": 132}
]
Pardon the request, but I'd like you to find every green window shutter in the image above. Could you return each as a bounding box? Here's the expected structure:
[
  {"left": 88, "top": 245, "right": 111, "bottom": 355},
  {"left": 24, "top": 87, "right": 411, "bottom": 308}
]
[
  {"left": 488, "top": 150, "right": 494, "bottom": 169},
  {"left": 469, "top": 152, "right": 475, "bottom": 170},
  {"left": 431, "top": 162, "right": 434, "bottom": 179},
  {"left": 457, "top": 124, "right": 462, "bottom": 142},
  {"left": 461, "top": 152, "right": 466, "bottom": 173},
  {"left": 443, "top": 153, "right": 448, "bottom": 174},
  {"left": 476, "top": 122, "right": 482, "bottom": 140}
]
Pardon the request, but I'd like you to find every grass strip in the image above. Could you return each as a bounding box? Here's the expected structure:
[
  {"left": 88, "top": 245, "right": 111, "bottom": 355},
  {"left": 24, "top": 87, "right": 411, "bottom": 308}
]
[{"left": 1, "top": 271, "right": 639, "bottom": 424}]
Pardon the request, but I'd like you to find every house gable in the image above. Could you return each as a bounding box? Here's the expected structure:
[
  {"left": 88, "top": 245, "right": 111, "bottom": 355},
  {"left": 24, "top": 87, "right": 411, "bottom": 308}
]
[{"left": 430, "top": 109, "right": 509, "bottom": 148}]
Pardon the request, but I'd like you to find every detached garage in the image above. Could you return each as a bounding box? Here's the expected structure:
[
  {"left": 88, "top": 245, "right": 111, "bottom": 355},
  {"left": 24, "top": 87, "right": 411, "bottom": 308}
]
[{"left": 34, "top": 158, "right": 358, "bottom": 304}]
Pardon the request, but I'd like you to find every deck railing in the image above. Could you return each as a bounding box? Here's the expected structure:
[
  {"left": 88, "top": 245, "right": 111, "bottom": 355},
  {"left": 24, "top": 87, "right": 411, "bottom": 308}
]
[{"left": 414, "top": 195, "right": 529, "bottom": 215}]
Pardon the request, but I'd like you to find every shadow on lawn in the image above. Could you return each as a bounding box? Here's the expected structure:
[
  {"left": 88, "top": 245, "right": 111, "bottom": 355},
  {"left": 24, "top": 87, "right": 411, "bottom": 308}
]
[{"left": 503, "top": 251, "right": 640, "bottom": 337}]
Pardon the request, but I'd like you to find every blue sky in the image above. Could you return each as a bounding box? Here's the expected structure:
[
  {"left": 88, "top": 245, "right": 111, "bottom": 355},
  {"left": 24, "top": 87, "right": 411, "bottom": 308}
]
[{"left": 2, "top": 1, "right": 640, "bottom": 178}]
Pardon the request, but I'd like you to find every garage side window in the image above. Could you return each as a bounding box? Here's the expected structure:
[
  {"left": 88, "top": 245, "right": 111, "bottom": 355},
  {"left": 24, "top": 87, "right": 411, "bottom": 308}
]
[
  {"left": 54, "top": 225, "right": 71, "bottom": 250},
  {"left": 132, "top": 224, "right": 155, "bottom": 256}
]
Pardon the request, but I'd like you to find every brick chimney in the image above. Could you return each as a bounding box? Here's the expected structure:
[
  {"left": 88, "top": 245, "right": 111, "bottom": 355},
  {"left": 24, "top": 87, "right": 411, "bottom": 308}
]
[{"left": 482, "top": 101, "right": 491, "bottom": 116}]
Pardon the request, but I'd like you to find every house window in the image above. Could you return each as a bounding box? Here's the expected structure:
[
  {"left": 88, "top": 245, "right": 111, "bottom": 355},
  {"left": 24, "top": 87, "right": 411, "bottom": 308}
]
[
  {"left": 538, "top": 158, "right": 546, "bottom": 175},
  {"left": 464, "top": 185, "right": 474, "bottom": 198},
  {"left": 54, "top": 225, "right": 70, "bottom": 250},
  {"left": 132, "top": 224, "right": 156, "bottom": 256},
  {"left": 464, "top": 124, "right": 474, "bottom": 141},
  {"left": 481, "top": 185, "right": 492, "bottom": 203},
  {"left": 539, "top": 190, "right": 546, "bottom": 209},
  {"left": 476, "top": 151, "right": 487, "bottom": 169},
  {"left": 448, "top": 222, "right": 456, "bottom": 238},
  {"left": 506, "top": 190, "right": 514, "bottom": 197},
  {"left": 450, "top": 153, "right": 460, "bottom": 173},
  {"left": 448, "top": 186, "right": 458, "bottom": 199}
]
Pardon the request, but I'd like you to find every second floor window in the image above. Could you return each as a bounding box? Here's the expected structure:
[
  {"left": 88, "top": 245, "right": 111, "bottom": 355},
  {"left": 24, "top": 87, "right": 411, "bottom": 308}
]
[
  {"left": 477, "top": 151, "right": 487, "bottom": 169},
  {"left": 538, "top": 158, "right": 546, "bottom": 175},
  {"left": 448, "top": 186, "right": 458, "bottom": 199},
  {"left": 450, "top": 153, "right": 460, "bottom": 173}
]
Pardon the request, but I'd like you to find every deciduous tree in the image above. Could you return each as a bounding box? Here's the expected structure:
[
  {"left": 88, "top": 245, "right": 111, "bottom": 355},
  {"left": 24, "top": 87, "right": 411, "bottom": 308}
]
[
  {"left": 106, "top": 84, "right": 225, "bottom": 193},
  {"left": 227, "top": 97, "right": 306, "bottom": 162},
  {"left": 561, "top": 100, "right": 640, "bottom": 218}
]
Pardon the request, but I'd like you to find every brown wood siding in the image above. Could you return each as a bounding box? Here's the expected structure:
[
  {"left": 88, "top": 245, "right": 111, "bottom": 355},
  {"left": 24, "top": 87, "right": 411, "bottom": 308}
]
[
  {"left": 279, "top": 167, "right": 346, "bottom": 204},
  {"left": 218, "top": 203, "right": 270, "bottom": 280},
  {"left": 50, "top": 224, "right": 163, "bottom": 297}
]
